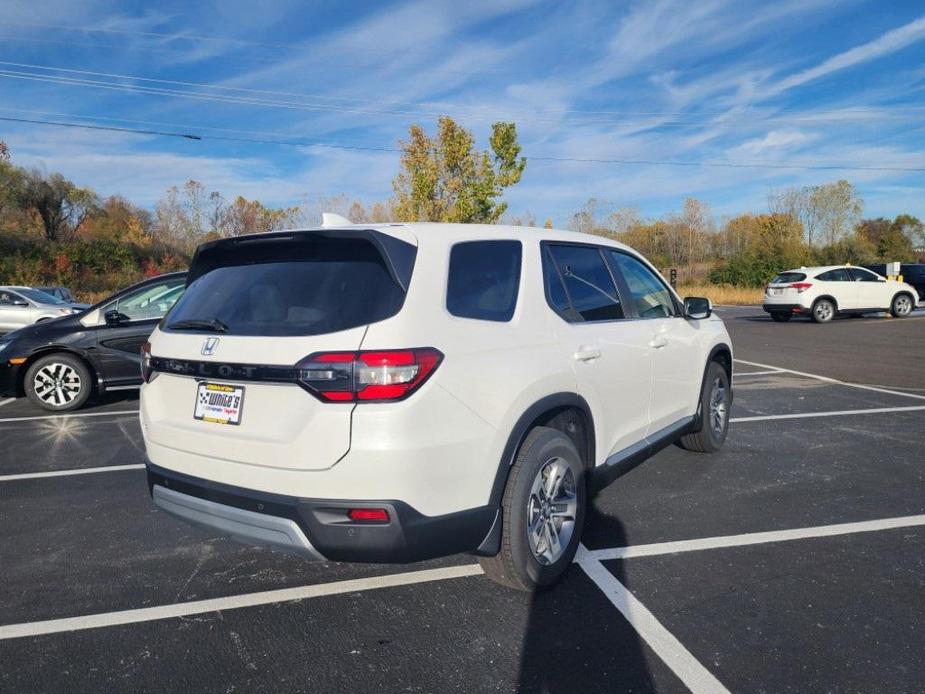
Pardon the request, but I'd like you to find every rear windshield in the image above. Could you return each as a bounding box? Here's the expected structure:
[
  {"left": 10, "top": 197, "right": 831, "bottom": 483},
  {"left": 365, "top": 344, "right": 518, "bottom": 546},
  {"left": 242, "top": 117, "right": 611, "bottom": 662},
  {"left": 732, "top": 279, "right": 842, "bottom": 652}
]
[
  {"left": 165, "top": 238, "right": 408, "bottom": 336},
  {"left": 770, "top": 272, "right": 806, "bottom": 284}
]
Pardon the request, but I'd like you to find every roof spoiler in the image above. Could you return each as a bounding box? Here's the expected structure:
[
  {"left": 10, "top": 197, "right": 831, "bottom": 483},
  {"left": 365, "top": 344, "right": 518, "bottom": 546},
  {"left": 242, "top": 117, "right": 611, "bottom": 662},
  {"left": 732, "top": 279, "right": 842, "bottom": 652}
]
[{"left": 321, "top": 212, "right": 353, "bottom": 228}]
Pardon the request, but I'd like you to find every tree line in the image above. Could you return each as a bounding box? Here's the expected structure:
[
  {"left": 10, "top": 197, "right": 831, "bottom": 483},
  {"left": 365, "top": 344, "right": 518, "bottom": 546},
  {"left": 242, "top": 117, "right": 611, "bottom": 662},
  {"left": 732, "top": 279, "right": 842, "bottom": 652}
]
[{"left": 1, "top": 118, "right": 922, "bottom": 299}]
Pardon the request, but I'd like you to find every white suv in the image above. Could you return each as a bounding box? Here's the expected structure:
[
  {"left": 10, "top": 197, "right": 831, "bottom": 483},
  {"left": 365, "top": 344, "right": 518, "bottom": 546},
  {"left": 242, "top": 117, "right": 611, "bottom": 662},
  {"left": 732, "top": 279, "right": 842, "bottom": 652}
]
[
  {"left": 141, "top": 220, "right": 733, "bottom": 590},
  {"left": 763, "top": 265, "right": 918, "bottom": 323}
]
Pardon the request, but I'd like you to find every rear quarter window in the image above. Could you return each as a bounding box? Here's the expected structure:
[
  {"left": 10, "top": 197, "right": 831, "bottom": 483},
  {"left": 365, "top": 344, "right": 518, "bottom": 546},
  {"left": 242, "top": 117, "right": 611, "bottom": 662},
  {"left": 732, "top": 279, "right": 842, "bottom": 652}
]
[{"left": 446, "top": 240, "right": 522, "bottom": 322}]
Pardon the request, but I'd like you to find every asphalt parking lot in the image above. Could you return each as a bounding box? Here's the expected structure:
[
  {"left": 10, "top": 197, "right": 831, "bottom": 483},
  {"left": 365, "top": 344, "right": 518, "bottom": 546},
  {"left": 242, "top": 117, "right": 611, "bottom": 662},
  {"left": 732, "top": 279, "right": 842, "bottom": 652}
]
[{"left": 2, "top": 306, "right": 924, "bottom": 693}]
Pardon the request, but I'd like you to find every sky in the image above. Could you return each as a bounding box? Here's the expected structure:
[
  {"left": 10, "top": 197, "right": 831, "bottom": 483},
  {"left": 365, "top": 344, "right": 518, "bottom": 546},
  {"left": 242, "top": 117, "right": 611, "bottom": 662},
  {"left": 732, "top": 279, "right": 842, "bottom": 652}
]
[{"left": 0, "top": 0, "right": 923, "bottom": 226}]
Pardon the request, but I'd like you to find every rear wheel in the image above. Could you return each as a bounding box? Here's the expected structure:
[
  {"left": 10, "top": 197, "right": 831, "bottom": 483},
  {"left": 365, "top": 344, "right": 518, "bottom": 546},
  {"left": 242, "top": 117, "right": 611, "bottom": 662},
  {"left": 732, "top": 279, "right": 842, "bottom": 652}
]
[
  {"left": 478, "top": 427, "right": 585, "bottom": 591},
  {"left": 24, "top": 353, "right": 93, "bottom": 411},
  {"left": 679, "top": 361, "right": 730, "bottom": 453},
  {"left": 811, "top": 298, "right": 835, "bottom": 323},
  {"left": 770, "top": 312, "right": 791, "bottom": 322},
  {"left": 890, "top": 293, "right": 914, "bottom": 318}
]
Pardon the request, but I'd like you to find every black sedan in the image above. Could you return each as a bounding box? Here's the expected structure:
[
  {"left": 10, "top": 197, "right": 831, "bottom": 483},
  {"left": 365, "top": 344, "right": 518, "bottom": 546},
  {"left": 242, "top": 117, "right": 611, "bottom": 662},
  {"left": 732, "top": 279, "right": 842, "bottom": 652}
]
[{"left": 0, "top": 272, "right": 186, "bottom": 411}]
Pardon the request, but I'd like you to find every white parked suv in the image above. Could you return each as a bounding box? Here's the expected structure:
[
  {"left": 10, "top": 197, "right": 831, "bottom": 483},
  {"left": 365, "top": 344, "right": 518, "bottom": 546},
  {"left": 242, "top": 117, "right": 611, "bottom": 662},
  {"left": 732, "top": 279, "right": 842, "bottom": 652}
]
[
  {"left": 763, "top": 265, "right": 918, "bottom": 323},
  {"left": 141, "top": 219, "right": 733, "bottom": 590}
]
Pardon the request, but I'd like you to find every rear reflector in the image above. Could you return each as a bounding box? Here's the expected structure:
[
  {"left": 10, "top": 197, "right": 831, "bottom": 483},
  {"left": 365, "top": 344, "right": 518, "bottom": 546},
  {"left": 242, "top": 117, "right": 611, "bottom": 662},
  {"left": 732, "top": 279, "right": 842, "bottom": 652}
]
[
  {"left": 297, "top": 348, "right": 443, "bottom": 403},
  {"left": 348, "top": 508, "right": 390, "bottom": 522}
]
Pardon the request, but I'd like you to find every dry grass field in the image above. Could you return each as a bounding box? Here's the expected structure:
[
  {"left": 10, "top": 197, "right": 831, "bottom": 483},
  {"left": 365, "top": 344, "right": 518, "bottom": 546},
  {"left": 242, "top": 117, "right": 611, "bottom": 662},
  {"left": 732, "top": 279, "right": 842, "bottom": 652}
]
[{"left": 677, "top": 284, "right": 764, "bottom": 305}]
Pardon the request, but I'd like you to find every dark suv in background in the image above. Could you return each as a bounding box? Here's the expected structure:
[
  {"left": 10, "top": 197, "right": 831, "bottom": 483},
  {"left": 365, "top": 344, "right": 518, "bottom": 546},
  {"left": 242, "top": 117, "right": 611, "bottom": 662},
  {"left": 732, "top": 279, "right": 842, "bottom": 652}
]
[{"left": 863, "top": 264, "right": 925, "bottom": 302}]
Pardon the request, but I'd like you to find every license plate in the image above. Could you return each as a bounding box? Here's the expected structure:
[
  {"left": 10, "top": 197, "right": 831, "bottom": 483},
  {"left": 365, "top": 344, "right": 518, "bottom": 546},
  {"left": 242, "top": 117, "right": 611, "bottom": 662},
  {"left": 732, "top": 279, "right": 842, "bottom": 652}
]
[
  {"left": 770, "top": 288, "right": 782, "bottom": 295},
  {"left": 194, "top": 382, "right": 244, "bottom": 425}
]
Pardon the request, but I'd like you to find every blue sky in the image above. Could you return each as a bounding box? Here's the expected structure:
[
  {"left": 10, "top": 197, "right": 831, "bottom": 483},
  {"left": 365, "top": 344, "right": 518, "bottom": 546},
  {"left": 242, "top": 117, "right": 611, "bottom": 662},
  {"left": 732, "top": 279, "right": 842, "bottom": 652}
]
[{"left": 1, "top": 0, "right": 923, "bottom": 226}]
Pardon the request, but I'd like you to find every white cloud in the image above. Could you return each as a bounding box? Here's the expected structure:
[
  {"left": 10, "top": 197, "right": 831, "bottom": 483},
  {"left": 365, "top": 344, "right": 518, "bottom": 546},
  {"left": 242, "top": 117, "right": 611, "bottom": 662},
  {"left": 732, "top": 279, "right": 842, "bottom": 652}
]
[{"left": 729, "top": 130, "right": 816, "bottom": 156}]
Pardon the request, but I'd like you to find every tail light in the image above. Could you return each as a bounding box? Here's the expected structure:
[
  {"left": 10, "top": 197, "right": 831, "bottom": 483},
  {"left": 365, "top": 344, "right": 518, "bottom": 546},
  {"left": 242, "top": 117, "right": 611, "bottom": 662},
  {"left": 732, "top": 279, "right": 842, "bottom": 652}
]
[
  {"left": 296, "top": 348, "right": 443, "bottom": 403},
  {"left": 140, "top": 341, "right": 156, "bottom": 383},
  {"left": 790, "top": 282, "right": 813, "bottom": 293}
]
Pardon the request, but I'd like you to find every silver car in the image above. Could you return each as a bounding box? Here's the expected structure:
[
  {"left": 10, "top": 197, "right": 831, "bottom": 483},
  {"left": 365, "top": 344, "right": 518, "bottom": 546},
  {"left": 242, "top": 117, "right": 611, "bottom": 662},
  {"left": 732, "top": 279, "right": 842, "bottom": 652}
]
[{"left": 0, "top": 286, "right": 79, "bottom": 334}]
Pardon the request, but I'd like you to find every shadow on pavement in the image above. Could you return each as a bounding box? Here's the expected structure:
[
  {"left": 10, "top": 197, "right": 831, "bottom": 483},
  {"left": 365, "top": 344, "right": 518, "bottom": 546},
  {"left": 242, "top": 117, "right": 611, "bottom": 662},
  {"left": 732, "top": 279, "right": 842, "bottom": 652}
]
[{"left": 517, "top": 502, "right": 658, "bottom": 693}]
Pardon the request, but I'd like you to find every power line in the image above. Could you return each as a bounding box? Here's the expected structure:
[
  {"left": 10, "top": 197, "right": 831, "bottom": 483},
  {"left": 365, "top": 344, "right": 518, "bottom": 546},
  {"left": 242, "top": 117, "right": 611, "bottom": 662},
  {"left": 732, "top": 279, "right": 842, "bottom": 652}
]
[{"left": 3, "top": 115, "right": 923, "bottom": 172}]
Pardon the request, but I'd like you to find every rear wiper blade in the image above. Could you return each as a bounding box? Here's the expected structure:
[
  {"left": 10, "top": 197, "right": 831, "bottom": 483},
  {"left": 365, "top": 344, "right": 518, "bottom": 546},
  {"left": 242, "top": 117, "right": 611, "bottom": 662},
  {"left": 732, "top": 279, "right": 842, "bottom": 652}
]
[{"left": 167, "top": 318, "right": 229, "bottom": 333}]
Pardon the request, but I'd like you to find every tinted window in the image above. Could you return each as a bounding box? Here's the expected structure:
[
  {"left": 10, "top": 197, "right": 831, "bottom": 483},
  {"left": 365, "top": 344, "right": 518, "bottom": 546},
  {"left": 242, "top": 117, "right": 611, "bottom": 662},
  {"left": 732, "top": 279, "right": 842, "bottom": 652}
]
[
  {"left": 771, "top": 272, "right": 806, "bottom": 284},
  {"left": 167, "top": 239, "right": 407, "bottom": 336},
  {"left": 0, "top": 291, "right": 24, "bottom": 305},
  {"left": 544, "top": 245, "right": 624, "bottom": 321},
  {"left": 446, "top": 241, "right": 521, "bottom": 322},
  {"left": 847, "top": 268, "right": 879, "bottom": 282},
  {"left": 18, "top": 288, "right": 65, "bottom": 305},
  {"left": 104, "top": 278, "right": 186, "bottom": 322},
  {"left": 816, "top": 269, "right": 850, "bottom": 282},
  {"left": 608, "top": 251, "right": 676, "bottom": 318}
]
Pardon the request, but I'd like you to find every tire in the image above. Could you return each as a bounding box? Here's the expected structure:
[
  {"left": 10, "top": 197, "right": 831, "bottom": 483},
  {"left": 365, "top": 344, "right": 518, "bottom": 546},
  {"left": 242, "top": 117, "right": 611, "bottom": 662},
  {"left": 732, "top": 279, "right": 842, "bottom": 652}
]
[
  {"left": 811, "top": 298, "right": 836, "bottom": 323},
  {"left": 770, "top": 312, "right": 791, "bottom": 322},
  {"left": 890, "top": 293, "right": 914, "bottom": 318},
  {"left": 679, "top": 361, "right": 731, "bottom": 453},
  {"left": 24, "top": 353, "right": 93, "bottom": 412},
  {"left": 478, "top": 426, "right": 586, "bottom": 591}
]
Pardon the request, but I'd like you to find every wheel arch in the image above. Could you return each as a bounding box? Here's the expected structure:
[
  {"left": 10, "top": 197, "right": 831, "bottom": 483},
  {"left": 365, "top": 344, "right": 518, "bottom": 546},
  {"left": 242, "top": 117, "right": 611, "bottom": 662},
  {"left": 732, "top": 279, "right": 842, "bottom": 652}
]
[
  {"left": 17, "top": 347, "right": 101, "bottom": 397},
  {"left": 812, "top": 294, "right": 838, "bottom": 311},
  {"left": 893, "top": 290, "right": 916, "bottom": 306}
]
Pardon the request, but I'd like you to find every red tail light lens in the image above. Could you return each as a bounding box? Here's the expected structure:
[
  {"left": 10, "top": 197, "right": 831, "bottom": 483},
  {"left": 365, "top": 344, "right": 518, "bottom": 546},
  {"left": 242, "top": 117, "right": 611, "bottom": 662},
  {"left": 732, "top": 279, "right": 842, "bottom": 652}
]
[
  {"left": 140, "top": 341, "right": 155, "bottom": 383},
  {"left": 348, "top": 508, "right": 390, "bottom": 523},
  {"left": 296, "top": 348, "right": 443, "bottom": 403},
  {"left": 789, "top": 282, "right": 813, "bottom": 293}
]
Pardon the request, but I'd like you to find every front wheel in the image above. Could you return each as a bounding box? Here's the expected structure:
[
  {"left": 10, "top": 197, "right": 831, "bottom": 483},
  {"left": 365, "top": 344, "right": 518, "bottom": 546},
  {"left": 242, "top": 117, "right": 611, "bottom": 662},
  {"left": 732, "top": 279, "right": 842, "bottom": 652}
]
[
  {"left": 478, "top": 427, "right": 586, "bottom": 591},
  {"left": 890, "top": 293, "right": 914, "bottom": 318},
  {"left": 24, "top": 353, "right": 93, "bottom": 411},
  {"left": 679, "top": 361, "right": 731, "bottom": 453}
]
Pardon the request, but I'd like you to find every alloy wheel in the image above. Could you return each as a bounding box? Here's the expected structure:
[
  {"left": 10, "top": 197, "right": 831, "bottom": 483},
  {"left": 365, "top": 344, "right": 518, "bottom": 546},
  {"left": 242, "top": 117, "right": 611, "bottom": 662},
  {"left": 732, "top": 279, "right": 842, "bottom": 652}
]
[
  {"left": 814, "top": 301, "right": 833, "bottom": 322},
  {"left": 32, "top": 363, "right": 83, "bottom": 407},
  {"left": 895, "top": 295, "right": 912, "bottom": 316},
  {"left": 526, "top": 457, "right": 577, "bottom": 565},
  {"left": 710, "top": 376, "right": 728, "bottom": 437}
]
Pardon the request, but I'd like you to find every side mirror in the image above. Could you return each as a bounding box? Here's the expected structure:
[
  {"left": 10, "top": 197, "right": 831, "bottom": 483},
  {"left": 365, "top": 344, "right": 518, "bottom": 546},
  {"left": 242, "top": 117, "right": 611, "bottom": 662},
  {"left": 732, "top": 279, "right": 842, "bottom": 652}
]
[
  {"left": 12, "top": 299, "right": 29, "bottom": 307},
  {"left": 684, "top": 296, "right": 712, "bottom": 320},
  {"left": 104, "top": 309, "right": 126, "bottom": 327}
]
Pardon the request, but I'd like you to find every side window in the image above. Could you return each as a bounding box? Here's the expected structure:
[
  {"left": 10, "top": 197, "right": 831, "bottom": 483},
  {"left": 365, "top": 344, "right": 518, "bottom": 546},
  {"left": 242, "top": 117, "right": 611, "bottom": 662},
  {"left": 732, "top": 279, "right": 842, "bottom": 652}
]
[
  {"left": 544, "top": 244, "right": 624, "bottom": 322},
  {"left": 0, "top": 291, "right": 13, "bottom": 305},
  {"left": 816, "top": 269, "right": 850, "bottom": 282},
  {"left": 105, "top": 279, "right": 185, "bottom": 323},
  {"left": 608, "top": 251, "right": 677, "bottom": 319},
  {"left": 446, "top": 241, "right": 522, "bottom": 322},
  {"left": 847, "top": 268, "right": 879, "bottom": 282}
]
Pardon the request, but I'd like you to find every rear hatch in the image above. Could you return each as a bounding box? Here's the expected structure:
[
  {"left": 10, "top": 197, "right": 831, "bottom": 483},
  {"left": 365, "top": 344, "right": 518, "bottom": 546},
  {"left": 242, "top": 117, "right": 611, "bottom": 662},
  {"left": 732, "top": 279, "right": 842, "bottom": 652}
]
[
  {"left": 766, "top": 271, "right": 808, "bottom": 300},
  {"left": 142, "top": 228, "right": 416, "bottom": 471}
]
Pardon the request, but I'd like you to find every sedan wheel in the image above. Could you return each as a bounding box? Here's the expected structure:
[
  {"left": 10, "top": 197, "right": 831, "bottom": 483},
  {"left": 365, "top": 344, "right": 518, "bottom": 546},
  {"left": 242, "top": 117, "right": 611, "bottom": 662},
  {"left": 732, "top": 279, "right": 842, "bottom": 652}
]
[
  {"left": 891, "top": 294, "right": 913, "bottom": 318},
  {"left": 25, "top": 354, "right": 93, "bottom": 411}
]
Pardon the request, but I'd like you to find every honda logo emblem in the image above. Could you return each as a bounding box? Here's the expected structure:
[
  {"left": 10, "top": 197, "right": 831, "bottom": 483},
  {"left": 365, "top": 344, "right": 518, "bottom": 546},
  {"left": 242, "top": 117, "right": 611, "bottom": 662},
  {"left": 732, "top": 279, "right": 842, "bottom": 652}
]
[{"left": 201, "top": 337, "right": 220, "bottom": 356}]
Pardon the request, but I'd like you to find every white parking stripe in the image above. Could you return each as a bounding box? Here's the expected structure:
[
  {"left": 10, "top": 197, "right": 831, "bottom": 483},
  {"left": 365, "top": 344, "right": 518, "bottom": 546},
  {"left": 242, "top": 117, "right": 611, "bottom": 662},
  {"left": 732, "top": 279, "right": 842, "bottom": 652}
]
[
  {"left": 577, "top": 553, "right": 731, "bottom": 694},
  {"left": 733, "top": 370, "right": 782, "bottom": 377},
  {"left": 731, "top": 404, "right": 925, "bottom": 423},
  {"left": 0, "top": 464, "right": 146, "bottom": 482},
  {"left": 0, "top": 564, "right": 484, "bottom": 640},
  {"left": 585, "top": 514, "right": 925, "bottom": 561},
  {"left": 0, "top": 410, "right": 138, "bottom": 424},
  {"left": 734, "top": 358, "right": 925, "bottom": 401},
  {"left": 0, "top": 398, "right": 15, "bottom": 408}
]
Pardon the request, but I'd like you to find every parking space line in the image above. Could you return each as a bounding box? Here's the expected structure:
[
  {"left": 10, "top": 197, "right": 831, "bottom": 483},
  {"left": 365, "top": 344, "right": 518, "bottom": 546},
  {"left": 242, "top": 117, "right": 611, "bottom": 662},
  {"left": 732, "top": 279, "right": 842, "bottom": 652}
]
[
  {"left": 0, "top": 410, "right": 138, "bottom": 424},
  {"left": 0, "top": 464, "right": 146, "bottom": 482},
  {"left": 733, "top": 370, "right": 782, "bottom": 377},
  {"left": 731, "top": 404, "right": 925, "bottom": 423},
  {"left": 577, "top": 550, "right": 730, "bottom": 694},
  {"left": 585, "top": 513, "right": 925, "bottom": 561},
  {"left": 0, "top": 563, "right": 484, "bottom": 640},
  {"left": 0, "top": 398, "right": 15, "bottom": 408},
  {"left": 734, "top": 358, "right": 925, "bottom": 401}
]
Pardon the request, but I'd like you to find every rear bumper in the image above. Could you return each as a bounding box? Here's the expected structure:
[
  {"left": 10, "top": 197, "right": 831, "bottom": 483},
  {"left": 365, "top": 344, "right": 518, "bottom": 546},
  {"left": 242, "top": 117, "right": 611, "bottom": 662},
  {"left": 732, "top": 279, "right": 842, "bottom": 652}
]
[
  {"left": 762, "top": 303, "right": 803, "bottom": 314},
  {"left": 146, "top": 461, "right": 498, "bottom": 564}
]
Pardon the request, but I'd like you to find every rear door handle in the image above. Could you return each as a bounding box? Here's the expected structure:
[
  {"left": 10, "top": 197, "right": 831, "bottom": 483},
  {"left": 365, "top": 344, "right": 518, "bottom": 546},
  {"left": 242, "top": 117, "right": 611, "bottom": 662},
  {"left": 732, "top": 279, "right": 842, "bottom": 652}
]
[
  {"left": 573, "top": 346, "right": 602, "bottom": 362},
  {"left": 649, "top": 336, "right": 668, "bottom": 349}
]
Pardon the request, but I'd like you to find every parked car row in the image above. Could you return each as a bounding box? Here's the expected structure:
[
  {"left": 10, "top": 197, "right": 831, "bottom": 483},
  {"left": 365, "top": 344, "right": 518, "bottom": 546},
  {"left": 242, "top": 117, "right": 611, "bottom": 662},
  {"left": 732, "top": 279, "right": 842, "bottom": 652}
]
[
  {"left": 0, "top": 273, "right": 186, "bottom": 410},
  {"left": 763, "top": 264, "right": 920, "bottom": 323}
]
